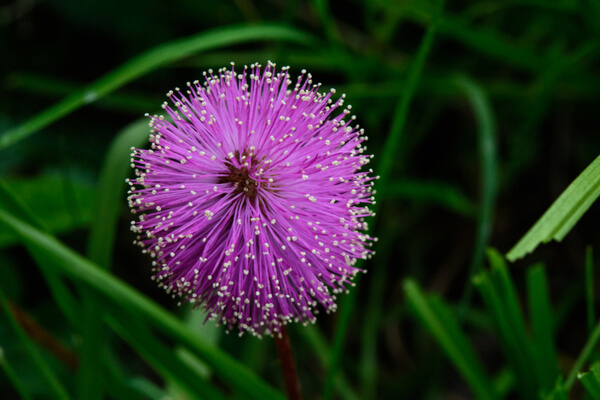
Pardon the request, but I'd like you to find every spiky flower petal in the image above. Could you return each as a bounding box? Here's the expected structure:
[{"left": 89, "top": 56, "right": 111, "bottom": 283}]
[{"left": 128, "top": 62, "right": 376, "bottom": 337}]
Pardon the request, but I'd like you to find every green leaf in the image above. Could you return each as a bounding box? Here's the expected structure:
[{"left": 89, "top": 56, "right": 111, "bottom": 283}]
[
  {"left": 0, "top": 286, "right": 71, "bottom": 400},
  {"left": 87, "top": 118, "right": 149, "bottom": 270},
  {"left": 7, "top": 73, "right": 157, "bottom": 115},
  {"left": 298, "top": 325, "right": 359, "bottom": 400},
  {"left": 404, "top": 279, "right": 498, "bottom": 400},
  {"left": 105, "top": 310, "right": 227, "bottom": 400},
  {"left": 79, "top": 118, "right": 151, "bottom": 400},
  {"left": 0, "top": 347, "right": 33, "bottom": 400},
  {"left": 527, "top": 264, "right": 559, "bottom": 393},
  {"left": 0, "top": 208, "right": 284, "bottom": 400},
  {"left": 454, "top": 76, "right": 498, "bottom": 316},
  {"left": 587, "top": 246, "right": 596, "bottom": 333},
  {"left": 507, "top": 154, "right": 600, "bottom": 261},
  {"left": 0, "top": 24, "right": 316, "bottom": 150},
  {"left": 0, "top": 180, "right": 80, "bottom": 328}
]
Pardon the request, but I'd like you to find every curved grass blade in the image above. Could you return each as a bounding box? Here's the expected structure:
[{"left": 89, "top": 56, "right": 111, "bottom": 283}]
[
  {"left": 0, "top": 208, "right": 284, "bottom": 400},
  {"left": 0, "top": 24, "right": 316, "bottom": 150},
  {"left": 507, "top": 154, "right": 600, "bottom": 262},
  {"left": 453, "top": 76, "right": 498, "bottom": 319},
  {"left": 87, "top": 118, "right": 150, "bottom": 269}
]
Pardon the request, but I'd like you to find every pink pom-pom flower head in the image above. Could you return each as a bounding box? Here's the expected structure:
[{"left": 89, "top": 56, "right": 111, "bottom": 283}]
[{"left": 128, "top": 62, "right": 376, "bottom": 337}]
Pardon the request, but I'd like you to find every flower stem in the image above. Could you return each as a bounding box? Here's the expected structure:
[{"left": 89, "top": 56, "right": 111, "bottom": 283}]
[{"left": 275, "top": 325, "right": 301, "bottom": 400}]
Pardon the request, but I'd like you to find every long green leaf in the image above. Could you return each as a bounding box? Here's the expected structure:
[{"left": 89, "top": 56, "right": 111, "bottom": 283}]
[
  {"left": 0, "top": 24, "right": 316, "bottom": 150},
  {"left": 87, "top": 118, "right": 149, "bottom": 270},
  {"left": 527, "top": 264, "right": 559, "bottom": 393},
  {"left": 455, "top": 76, "right": 498, "bottom": 317},
  {"left": 0, "top": 208, "right": 284, "bottom": 400},
  {"left": 0, "top": 347, "right": 33, "bottom": 400},
  {"left": 298, "top": 326, "right": 359, "bottom": 400},
  {"left": 404, "top": 279, "right": 498, "bottom": 400},
  {"left": 105, "top": 311, "right": 227, "bottom": 400},
  {"left": 587, "top": 246, "right": 596, "bottom": 333},
  {"left": 507, "top": 154, "right": 600, "bottom": 261},
  {"left": 0, "top": 285, "right": 71, "bottom": 400},
  {"left": 0, "top": 180, "right": 80, "bottom": 326},
  {"left": 79, "top": 118, "right": 154, "bottom": 400}
]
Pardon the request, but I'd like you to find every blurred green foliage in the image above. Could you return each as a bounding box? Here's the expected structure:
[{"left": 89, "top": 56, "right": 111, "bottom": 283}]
[{"left": 3, "top": 0, "right": 600, "bottom": 399}]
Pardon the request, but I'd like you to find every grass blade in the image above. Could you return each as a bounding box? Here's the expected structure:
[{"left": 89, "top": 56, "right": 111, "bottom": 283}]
[
  {"left": 79, "top": 118, "right": 153, "bottom": 400},
  {"left": 376, "top": 1, "right": 444, "bottom": 189},
  {"left": 0, "top": 347, "right": 33, "bottom": 400},
  {"left": 474, "top": 249, "right": 537, "bottom": 399},
  {"left": 0, "top": 208, "right": 284, "bottom": 400},
  {"left": 454, "top": 76, "right": 498, "bottom": 315},
  {"left": 87, "top": 118, "right": 150, "bottom": 270},
  {"left": 0, "top": 24, "right": 316, "bottom": 150},
  {"left": 527, "top": 264, "right": 559, "bottom": 393},
  {"left": 381, "top": 179, "right": 476, "bottom": 217},
  {"left": 298, "top": 325, "right": 358, "bottom": 400},
  {"left": 507, "top": 154, "right": 600, "bottom": 262},
  {"left": 404, "top": 3, "right": 548, "bottom": 72},
  {"left": 0, "top": 285, "right": 71, "bottom": 400},
  {"left": 8, "top": 73, "right": 157, "bottom": 114},
  {"left": 105, "top": 311, "right": 227, "bottom": 400},
  {"left": 566, "top": 318, "right": 600, "bottom": 389},
  {"left": 404, "top": 279, "right": 498, "bottom": 400},
  {"left": 588, "top": 246, "right": 596, "bottom": 333},
  {"left": 0, "top": 181, "right": 79, "bottom": 326}
]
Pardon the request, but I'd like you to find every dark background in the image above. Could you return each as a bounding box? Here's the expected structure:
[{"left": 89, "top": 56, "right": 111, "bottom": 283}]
[{"left": 2, "top": 0, "right": 600, "bottom": 399}]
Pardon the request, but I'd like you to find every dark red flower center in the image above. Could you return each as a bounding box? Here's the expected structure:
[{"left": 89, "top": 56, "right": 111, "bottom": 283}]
[{"left": 219, "top": 164, "right": 258, "bottom": 199}]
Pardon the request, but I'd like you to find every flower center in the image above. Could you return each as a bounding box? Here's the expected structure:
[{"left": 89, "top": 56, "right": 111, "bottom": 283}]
[{"left": 219, "top": 162, "right": 259, "bottom": 200}]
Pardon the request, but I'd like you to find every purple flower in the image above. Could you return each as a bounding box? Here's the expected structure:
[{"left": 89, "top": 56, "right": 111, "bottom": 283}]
[{"left": 128, "top": 62, "right": 376, "bottom": 336}]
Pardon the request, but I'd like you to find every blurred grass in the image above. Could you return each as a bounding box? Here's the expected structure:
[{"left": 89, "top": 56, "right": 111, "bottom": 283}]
[{"left": 3, "top": 0, "right": 600, "bottom": 399}]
